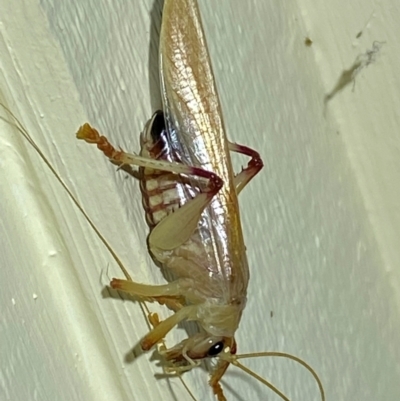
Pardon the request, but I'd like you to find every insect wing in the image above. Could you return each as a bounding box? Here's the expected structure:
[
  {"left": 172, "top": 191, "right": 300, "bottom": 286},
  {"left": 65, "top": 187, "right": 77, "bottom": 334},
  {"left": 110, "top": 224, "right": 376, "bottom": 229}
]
[
  {"left": 159, "top": 0, "right": 249, "bottom": 303},
  {"left": 160, "top": 0, "right": 229, "bottom": 175}
]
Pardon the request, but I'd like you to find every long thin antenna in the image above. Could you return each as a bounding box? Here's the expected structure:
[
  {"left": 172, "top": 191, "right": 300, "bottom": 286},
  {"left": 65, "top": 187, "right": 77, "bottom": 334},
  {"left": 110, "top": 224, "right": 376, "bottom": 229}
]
[
  {"left": 0, "top": 103, "right": 198, "bottom": 401},
  {"left": 220, "top": 350, "right": 325, "bottom": 401}
]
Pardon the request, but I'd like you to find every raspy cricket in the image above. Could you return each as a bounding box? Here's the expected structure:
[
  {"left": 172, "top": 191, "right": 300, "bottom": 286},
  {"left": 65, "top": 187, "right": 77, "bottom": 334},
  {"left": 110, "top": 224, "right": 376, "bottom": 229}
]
[
  {"left": 75, "top": 1, "right": 325, "bottom": 400},
  {"left": 1, "top": 0, "right": 324, "bottom": 400}
]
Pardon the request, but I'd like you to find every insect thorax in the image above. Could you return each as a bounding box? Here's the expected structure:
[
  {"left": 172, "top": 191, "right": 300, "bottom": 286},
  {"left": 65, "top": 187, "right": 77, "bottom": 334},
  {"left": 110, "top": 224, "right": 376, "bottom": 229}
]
[{"left": 196, "top": 300, "right": 245, "bottom": 338}]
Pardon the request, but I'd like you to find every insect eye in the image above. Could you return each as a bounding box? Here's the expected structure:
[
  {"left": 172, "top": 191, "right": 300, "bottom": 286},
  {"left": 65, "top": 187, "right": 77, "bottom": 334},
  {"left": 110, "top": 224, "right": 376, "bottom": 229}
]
[{"left": 208, "top": 341, "right": 224, "bottom": 357}]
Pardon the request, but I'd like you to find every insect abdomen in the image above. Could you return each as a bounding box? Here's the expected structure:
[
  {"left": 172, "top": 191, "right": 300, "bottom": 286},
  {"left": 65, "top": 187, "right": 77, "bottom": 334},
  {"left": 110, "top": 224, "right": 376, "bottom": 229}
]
[{"left": 140, "top": 111, "right": 193, "bottom": 228}]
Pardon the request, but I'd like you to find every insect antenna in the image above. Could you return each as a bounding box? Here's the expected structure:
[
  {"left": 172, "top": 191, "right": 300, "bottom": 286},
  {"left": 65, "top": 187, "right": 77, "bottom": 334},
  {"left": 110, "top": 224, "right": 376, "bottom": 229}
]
[
  {"left": 0, "top": 103, "right": 199, "bottom": 401},
  {"left": 219, "top": 350, "right": 325, "bottom": 401},
  {"left": 0, "top": 104, "right": 132, "bottom": 280}
]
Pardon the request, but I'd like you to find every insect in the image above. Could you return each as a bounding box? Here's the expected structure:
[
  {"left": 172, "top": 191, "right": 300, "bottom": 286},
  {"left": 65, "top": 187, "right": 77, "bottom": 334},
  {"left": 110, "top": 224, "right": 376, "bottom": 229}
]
[
  {"left": 76, "top": 1, "right": 325, "bottom": 400},
  {"left": 1, "top": 0, "right": 324, "bottom": 400}
]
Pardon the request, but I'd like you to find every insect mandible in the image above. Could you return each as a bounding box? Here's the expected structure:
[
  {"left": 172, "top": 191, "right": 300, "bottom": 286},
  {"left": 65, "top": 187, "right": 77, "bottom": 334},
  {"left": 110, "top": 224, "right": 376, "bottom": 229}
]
[{"left": 76, "top": 1, "right": 325, "bottom": 400}]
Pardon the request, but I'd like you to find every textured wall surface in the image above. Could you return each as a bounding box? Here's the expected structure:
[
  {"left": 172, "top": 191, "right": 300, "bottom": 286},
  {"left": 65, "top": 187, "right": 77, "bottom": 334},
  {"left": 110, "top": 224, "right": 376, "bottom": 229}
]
[{"left": 1, "top": 1, "right": 399, "bottom": 400}]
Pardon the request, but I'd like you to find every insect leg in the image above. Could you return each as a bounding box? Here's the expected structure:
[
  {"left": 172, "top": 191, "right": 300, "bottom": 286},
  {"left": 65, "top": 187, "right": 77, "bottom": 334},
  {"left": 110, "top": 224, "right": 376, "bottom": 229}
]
[
  {"left": 110, "top": 277, "right": 200, "bottom": 350},
  {"left": 77, "top": 123, "right": 224, "bottom": 250},
  {"left": 110, "top": 278, "right": 183, "bottom": 298},
  {"left": 228, "top": 142, "right": 263, "bottom": 195},
  {"left": 77, "top": 123, "right": 223, "bottom": 350},
  {"left": 209, "top": 360, "right": 230, "bottom": 401},
  {"left": 111, "top": 273, "right": 198, "bottom": 350},
  {"left": 111, "top": 278, "right": 184, "bottom": 310}
]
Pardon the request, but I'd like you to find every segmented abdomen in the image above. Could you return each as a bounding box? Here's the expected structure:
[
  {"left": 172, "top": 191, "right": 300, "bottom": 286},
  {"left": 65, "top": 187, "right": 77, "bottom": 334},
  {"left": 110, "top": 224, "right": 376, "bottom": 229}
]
[{"left": 139, "top": 111, "right": 195, "bottom": 229}]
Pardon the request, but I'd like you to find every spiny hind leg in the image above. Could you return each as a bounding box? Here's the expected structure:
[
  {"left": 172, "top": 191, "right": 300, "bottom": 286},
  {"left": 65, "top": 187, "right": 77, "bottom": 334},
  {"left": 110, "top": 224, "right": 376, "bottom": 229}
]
[
  {"left": 77, "top": 123, "right": 223, "bottom": 252},
  {"left": 228, "top": 142, "right": 263, "bottom": 195}
]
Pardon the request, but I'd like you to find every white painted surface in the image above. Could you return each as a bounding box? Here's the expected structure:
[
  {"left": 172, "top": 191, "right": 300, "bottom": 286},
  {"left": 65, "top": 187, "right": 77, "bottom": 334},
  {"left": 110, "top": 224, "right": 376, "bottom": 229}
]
[{"left": 1, "top": 1, "right": 399, "bottom": 401}]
